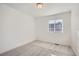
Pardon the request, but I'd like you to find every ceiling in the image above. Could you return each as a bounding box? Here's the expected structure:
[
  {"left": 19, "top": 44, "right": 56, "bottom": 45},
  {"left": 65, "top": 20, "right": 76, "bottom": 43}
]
[{"left": 4, "top": 3, "right": 77, "bottom": 18}]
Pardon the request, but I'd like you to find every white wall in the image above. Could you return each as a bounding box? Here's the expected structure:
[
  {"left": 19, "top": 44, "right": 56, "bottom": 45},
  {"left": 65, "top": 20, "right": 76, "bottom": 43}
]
[
  {"left": 0, "top": 3, "right": 79, "bottom": 55},
  {"left": 71, "top": 4, "right": 79, "bottom": 55},
  {"left": 35, "top": 12, "right": 71, "bottom": 46},
  {"left": 35, "top": 4, "right": 79, "bottom": 55},
  {"left": 0, "top": 4, "right": 36, "bottom": 54}
]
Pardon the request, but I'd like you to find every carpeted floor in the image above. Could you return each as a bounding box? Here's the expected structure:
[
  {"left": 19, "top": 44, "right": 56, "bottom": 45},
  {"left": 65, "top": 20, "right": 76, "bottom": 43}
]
[{"left": 0, "top": 40, "right": 75, "bottom": 56}]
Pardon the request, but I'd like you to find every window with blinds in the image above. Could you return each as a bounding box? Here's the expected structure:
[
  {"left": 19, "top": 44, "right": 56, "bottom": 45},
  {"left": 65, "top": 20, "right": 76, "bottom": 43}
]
[{"left": 49, "top": 20, "right": 63, "bottom": 32}]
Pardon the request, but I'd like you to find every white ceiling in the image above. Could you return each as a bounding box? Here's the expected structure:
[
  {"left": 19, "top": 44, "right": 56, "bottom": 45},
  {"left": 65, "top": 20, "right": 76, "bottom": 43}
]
[{"left": 4, "top": 3, "right": 77, "bottom": 18}]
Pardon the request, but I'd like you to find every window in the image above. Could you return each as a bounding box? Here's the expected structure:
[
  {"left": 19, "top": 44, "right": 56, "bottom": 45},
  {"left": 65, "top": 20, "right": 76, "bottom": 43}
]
[{"left": 49, "top": 20, "right": 63, "bottom": 32}]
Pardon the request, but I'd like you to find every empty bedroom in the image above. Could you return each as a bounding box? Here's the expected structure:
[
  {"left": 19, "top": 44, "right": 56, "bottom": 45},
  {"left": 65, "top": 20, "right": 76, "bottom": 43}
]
[{"left": 0, "top": 3, "right": 79, "bottom": 56}]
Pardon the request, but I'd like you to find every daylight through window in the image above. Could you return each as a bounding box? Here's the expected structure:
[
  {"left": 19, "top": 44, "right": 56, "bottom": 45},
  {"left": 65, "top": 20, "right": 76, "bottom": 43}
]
[{"left": 49, "top": 19, "right": 63, "bottom": 32}]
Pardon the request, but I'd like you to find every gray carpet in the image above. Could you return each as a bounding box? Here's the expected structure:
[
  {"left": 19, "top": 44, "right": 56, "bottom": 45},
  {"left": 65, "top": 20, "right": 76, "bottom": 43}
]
[{"left": 0, "top": 40, "right": 75, "bottom": 56}]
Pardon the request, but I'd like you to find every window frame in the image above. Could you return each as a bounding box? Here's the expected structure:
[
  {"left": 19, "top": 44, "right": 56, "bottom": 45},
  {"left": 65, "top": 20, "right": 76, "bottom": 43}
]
[{"left": 48, "top": 19, "right": 63, "bottom": 32}]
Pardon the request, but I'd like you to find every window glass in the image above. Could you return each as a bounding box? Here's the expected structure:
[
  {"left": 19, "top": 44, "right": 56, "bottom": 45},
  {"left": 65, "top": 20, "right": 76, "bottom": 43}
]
[{"left": 49, "top": 20, "right": 63, "bottom": 32}]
